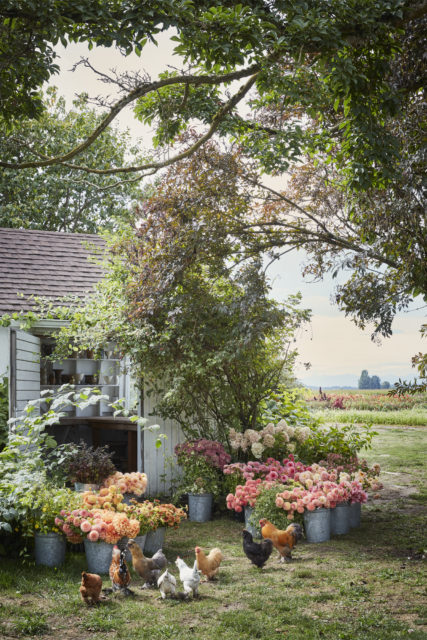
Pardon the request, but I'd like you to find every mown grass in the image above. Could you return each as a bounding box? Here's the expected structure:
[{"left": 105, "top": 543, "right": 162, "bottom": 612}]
[
  {"left": 318, "top": 408, "right": 427, "bottom": 426},
  {"left": 0, "top": 427, "right": 426, "bottom": 640}
]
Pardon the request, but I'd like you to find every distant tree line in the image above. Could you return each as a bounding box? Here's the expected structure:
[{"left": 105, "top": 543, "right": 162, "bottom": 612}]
[{"left": 358, "top": 370, "right": 390, "bottom": 390}]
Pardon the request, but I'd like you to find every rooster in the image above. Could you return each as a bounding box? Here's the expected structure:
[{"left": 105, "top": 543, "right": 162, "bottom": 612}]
[
  {"left": 127, "top": 539, "right": 167, "bottom": 587},
  {"left": 175, "top": 556, "right": 201, "bottom": 597},
  {"left": 242, "top": 529, "right": 273, "bottom": 568},
  {"left": 108, "top": 545, "right": 133, "bottom": 595},
  {"left": 80, "top": 571, "right": 103, "bottom": 605},
  {"left": 259, "top": 519, "right": 303, "bottom": 562},
  {"left": 195, "top": 546, "right": 223, "bottom": 580}
]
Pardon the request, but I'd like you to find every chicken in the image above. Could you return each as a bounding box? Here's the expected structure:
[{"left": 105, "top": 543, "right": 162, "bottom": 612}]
[
  {"left": 195, "top": 546, "right": 223, "bottom": 580},
  {"left": 259, "top": 519, "right": 303, "bottom": 562},
  {"left": 108, "top": 545, "right": 132, "bottom": 595},
  {"left": 175, "top": 556, "right": 201, "bottom": 597},
  {"left": 80, "top": 571, "right": 103, "bottom": 605},
  {"left": 157, "top": 569, "right": 177, "bottom": 599},
  {"left": 127, "top": 539, "right": 167, "bottom": 587},
  {"left": 242, "top": 529, "right": 273, "bottom": 568}
]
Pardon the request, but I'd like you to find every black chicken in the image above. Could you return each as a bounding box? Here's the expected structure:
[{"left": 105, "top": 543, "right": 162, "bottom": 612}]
[{"left": 242, "top": 529, "right": 273, "bottom": 568}]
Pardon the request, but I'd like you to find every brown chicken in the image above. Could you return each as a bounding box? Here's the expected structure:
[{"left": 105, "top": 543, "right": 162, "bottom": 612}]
[
  {"left": 259, "top": 519, "right": 303, "bottom": 562},
  {"left": 80, "top": 571, "right": 103, "bottom": 605},
  {"left": 195, "top": 546, "right": 223, "bottom": 580},
  {"left": 127, "top": 539, "right": 167, "bottom": 587},
  {"left": 109, "top": 545, "right": 132, "bottom": 595}
]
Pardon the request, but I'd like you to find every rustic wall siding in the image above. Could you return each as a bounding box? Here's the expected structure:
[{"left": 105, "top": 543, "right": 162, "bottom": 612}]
[
  {"left": 143, "top": 390, "right": 184, "bottom": 496},
  {"left": 14, "top": 331, "right": 40, "bottom": 415}
]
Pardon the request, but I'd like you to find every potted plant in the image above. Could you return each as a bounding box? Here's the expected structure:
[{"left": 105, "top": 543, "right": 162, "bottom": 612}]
[
  {"left": 174, "top": 439, "right": 230, "bottom": 522},
  {"left": 141, "top": 500, "right": 187, "bottom": 554},
  {"left": 64, "top": 441, "right": 116, "bottom": 491},
  {"left": 56, "top": 507, "right": 140, "bottom": 574},
  {"left": 22, "top": 483, "right": 81, "bottom": 567},
  {"left": 103, "top": 471, "right": 148, "bottom": 503}
]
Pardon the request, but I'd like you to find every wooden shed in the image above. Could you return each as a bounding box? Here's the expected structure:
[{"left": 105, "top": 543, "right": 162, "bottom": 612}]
[{"left": 0, "top": 227, "right": 182, "bottom": 495}]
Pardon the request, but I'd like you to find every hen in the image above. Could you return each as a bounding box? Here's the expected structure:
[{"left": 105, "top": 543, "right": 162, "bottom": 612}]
[
  {"left": 259, "top": 519, "right": 303, "bottom": 562},
  {"left": 127, "top": 540, "right": 167, "bottom": 587},
  {"left": 195, "top": 546, "right": 223, "bottom": 580},
  {"left": 175, "top": 556, "right": 201, "bottom": 597},
  {"left": 109, "top": 545, "right": 132, "bottom": 595},
  {"left": 242, "top": 529, "right": 273, "bottom": 568},
  {"left": 157, "top": 569, "right": 177, "bottom": 599},
  {"left": 80, "top": 571, "right": 103, "bottom": 605}
]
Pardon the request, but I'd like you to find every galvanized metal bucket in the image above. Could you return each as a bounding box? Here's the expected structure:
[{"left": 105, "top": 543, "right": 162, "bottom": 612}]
[
  {"left": 244, "top": 506, "right": 261, "bottom": 538},
  {"left": 188, "top": 493, "right": 213, "bottom": 523},
  {"left": 118, "top": 534, "right": 147, "bottom": 562},
  {"left": 349, "top": 502, "right": 362, "bottom": 528},
  {"left": 144, "top": 527, "right": 166, "bottom": 555},
  {"left": 84, "top": 539, "right": 114, "bottom": 574},
  {"left": 330, "top": 503, "right": 351, "bottom": 535},
  {"left": 303, "top": 507, "right": 331, "bottom": 543},
  {"left": 35, "top": 532, "right": 66, "bottom": 567},
  {"left": 74, "top": 483, "right": 100, "bottom": 493}
]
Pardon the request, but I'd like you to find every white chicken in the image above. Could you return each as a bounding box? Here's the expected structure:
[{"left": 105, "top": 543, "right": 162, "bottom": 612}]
[
  {"left": 157, "top": 570, "right": 177, "bottom": 599},
  {"left": 175, "top": 556, "right": 201, "bottom": 598}
]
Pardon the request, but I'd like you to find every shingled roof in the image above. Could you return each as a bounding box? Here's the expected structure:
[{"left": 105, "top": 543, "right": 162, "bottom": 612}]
[{"left": 0, "top": 227, "right": 106, "bottom": 315}]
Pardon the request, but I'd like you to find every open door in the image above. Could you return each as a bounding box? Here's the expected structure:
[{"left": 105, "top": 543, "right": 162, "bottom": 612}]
[{"left": 10, "top": 329, "right": 41, "bottom": 418}]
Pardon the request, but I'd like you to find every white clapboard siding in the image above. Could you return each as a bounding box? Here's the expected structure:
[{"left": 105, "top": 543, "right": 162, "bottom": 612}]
[
  {"left": 143, "top": 390, "right": 184, "bottom": 496},
  {"left": 14, "top": 331, "right": 40, "bottom": 417}
]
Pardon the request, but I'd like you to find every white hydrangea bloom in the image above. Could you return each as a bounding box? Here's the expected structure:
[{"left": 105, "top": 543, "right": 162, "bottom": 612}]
[
  {"left": 287, "top": 442, "right": 296, "bottom": 453},
  {"left": 263, "top": 423, "right": 275, "bottom": 435},
  {"left": 277, "top": 419, "right": 288, "bottom": 429},
  {"left": 262, "top": 433, "right": 275, "bottom": 448},
  {"left": 251, "top": 442, "right": 264, "bottom": 459},
  {"left": 246, "top": 429, "right": 261, "bottom": 444}
]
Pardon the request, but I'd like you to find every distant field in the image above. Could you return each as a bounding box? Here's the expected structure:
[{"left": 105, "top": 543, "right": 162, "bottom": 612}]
[{"left": 305, "top": 388, "right": 427, "bottom": 426}]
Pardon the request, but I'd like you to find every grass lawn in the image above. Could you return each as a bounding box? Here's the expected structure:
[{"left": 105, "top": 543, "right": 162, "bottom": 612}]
[{"left": 0, "top": 427, "right": 426, "bottom": 640}]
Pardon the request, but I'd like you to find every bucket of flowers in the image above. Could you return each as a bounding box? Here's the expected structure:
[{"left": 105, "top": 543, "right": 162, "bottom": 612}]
[
  {"left": 103, "top": 471, "right": 148, "bottom": 504},
  {"left": 55, "top": 507, "right": 140, "bottom": 574},
  {"left": 23, "top": 483, "right": 81, "bottom": 567},
  {"left": 64, "top": 441, "right": 116, "bottom": 492},
  {"left": 174, "top": 439, "right": 230, "bottom": 522},
  {"left": 228, "top": 421, "right": 311, "bottom": 461},
  {"left": 137, "top": 499, "right": 187, "bottom": 555}
]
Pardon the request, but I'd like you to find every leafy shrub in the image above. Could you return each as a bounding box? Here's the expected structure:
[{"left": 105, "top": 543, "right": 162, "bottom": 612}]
[
  {"left": 297, "top": 422, "right": 377, "bottom": 463},
  {"left": 64, "top": 441, "right": 116, "bottom": 484}
]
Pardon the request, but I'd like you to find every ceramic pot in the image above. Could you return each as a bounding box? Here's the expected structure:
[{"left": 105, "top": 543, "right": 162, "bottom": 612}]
[
  {"left": 188, "top": 493, "right": 213, "bottom": 522},
  {"left": 35, "top": 532, "right": 66, "bottom": 567},
  {"left": 330, "top": 502, "right": 351, "bottom": 535},
  {"left": 303, "top": 507, "right": 331, "bottom": 543},
  {"left": 84, "top": 539, "right": 114, "bottom": 574},
  {"left": 244, "top": 506, "right": 261, "bottom": 538},
  {"left": 144, "top": 528, "right": 166, "bottom": 555}
]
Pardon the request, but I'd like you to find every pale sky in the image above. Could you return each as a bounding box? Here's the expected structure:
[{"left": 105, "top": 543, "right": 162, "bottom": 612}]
[{"left": 49, "top": 37, "right": 426, "bottom": 388}]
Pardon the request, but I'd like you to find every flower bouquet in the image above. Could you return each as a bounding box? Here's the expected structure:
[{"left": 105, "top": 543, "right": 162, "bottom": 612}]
[
  {"left": 103, "top": 471, "right": 148, "bottom": 497},
  {"left": 55, "top": 507, "right": 140, "bottom": 544}
]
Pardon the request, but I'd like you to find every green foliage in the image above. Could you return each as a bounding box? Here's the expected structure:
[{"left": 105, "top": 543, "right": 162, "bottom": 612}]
[
  {"left": 0, "top": 376, "right": 8, "bottom": 450},
  {"left": 0, "top": 89, "right": 144, "bottom": 232},
  {"left": 298, "top": 422, "right": 377, "bottom": 464},
  {"left": 259, "top": 387, "right": 319, "bottom": 431},
  {"left": 0, "top": 386, "right": 108, "bottom": 535},
  {"left": 251, "top": 482, "right": 302, "bottom": 530},
  {"left": 174, "top": 453, "right": 223, "bottom": 499},
  {"left": 318, "top": 408, "right": 427, "bottom": 427}
]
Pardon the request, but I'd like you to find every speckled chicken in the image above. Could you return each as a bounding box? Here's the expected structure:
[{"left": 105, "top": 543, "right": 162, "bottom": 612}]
[{"left": 109, "top": 545, "right": 132, "bottom": 595}]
